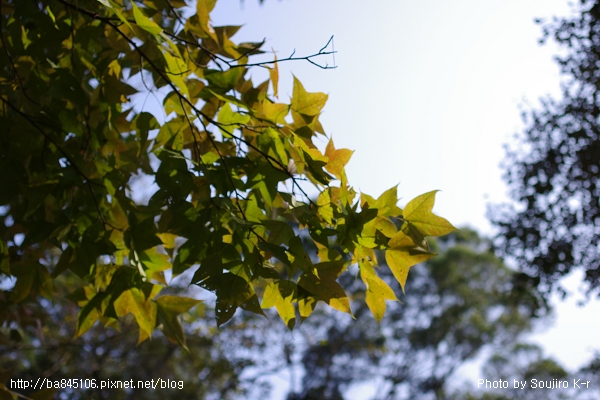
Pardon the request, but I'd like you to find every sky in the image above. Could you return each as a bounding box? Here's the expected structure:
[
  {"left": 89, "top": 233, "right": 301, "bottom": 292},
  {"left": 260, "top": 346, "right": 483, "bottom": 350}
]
[{"left": 206, "top": 0, "right": 600, "bottom": 396}]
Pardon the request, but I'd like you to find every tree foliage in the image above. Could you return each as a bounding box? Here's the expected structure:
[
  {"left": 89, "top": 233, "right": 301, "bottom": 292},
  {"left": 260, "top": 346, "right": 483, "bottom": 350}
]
[
  {"left": 2, "top": 229, "right": 546, "bottom": 400},
  {"left": 491, "top": 0, "right": 600, "bottom": 298},
  {"left": 2, "top": 275, "right": 273, "bottom": 400},
  {"left": 0, "top": 0, "right": 456, "bottom": 360}
]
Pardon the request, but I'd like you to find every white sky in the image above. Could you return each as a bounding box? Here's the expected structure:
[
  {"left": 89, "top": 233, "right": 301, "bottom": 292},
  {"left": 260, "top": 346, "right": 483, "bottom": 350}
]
[{"left": 206, "top": 0, "right": 600, "bottom": 396}]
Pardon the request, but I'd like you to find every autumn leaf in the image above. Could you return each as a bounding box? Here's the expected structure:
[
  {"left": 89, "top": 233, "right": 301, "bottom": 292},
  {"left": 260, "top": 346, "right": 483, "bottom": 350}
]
[
  {"left": 291, "top": 76, "right": 328, "bottom": 116},
  {"left": 403, "top": 191, "right": 457, "bottom": 237}
]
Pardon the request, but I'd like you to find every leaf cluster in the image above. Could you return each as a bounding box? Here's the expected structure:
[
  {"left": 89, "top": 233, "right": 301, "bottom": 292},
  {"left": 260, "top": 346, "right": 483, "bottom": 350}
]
[{"left": 0, "top": 0, "right": 455, "bottom": 356}]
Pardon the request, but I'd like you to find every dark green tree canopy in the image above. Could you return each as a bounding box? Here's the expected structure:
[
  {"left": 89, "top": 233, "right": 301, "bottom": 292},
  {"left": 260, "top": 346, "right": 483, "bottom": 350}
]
[
  {"left": 0, "top": 0, "right": 455, "bottom": 362},
  {"left": 491, "top": 0, "right": 600, "bottom": 298}
]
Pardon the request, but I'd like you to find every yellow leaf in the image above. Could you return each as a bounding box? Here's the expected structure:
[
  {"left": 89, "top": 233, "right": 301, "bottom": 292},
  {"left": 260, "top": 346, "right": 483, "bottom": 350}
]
[
  {"left": 114, "top": 288, "right": 157, "bottom": 339},
  {"left": 324, "top": 139, "right": 353, "bottom": 179},
  {"left": 385, "top": 249, "right": 435, "bottom": 293},
  {"left": 94, "top": 263, "right": 118, "bottom": 292},
  {"left": 163, "top": 50, "right": 190, "bottom": 98},
  {"left": 139, "top": 247, "right": 171, "bottom": 282},
  {"left": 373, "top": 186, "right": 403, "bottom": 217},
  {"left": 388, "top": 230, "right": 415, "bottom": 249},
  {"left": 297, "top": 294, "right": 317, "bottom": 318},
  {"left": 156, "top": 296, "right": 201, "bottom": 349},
  {"left": 261, "top": 281, "right": 296, "bottom": 329},
  {"left": 403, "top": 191, "right": 457, "bottom": 237},
  {"left": 290, "top": 76, "right": 328, "bottom": 116},
  {"left": 262, "top": 100, "right": 288, "bottom": 124},
  {"left": 107, "top": 59, "right": 121, "bottom": 79},
  {"left": 360, "top": 259, "right": 397, "bottom": 323},
  {"left": 317, "top": 189, "right": 333, "bottom": 224},
  {"left": 196, "top": 0, "right": 217, "bottom": 37},
  {"left": 269, "top": 51, "right": 279, "bottom": 98},
  {"left": 157, "top": 233, "right": 178, "bottom": 249},
  {"left": 155, "top": 295, "right": 201, "bottom": 314}
]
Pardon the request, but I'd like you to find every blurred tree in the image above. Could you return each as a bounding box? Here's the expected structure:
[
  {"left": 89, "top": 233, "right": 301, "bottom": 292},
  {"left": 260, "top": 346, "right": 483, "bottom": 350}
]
[
  {"left": 490, "top": 0, "right": 600, "bottom": 299},
  {"left": 457, "top": 345, "right": 600, "bottom": 400}
]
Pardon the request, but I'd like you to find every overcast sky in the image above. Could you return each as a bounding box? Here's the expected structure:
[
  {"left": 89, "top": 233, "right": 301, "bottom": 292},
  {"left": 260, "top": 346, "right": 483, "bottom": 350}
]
[{"left": 206, "top": 0, "right": 600, "bottom": 396}]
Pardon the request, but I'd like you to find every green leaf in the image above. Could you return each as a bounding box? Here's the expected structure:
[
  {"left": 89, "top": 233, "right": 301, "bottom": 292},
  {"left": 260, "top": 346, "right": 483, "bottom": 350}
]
[
  {"left": 21, "top": 26, "right": 32, "bottom": 50},
  {"left": 36, "top": 266, "right": 53, "bottom": 299},
  {"left": 218, "top": 102, "right": 250, "bottom": 132},
  {"left": 128, "top": 217, "right": 163, "bottom": 251},
  {"left": 29, "top": 388, "right": 57, "bottom": 400},
  {"left": 0, "top": 0, "right": 457, "bottom": 339},
  {"left": 263, "top": 220, "right": 295, "bottom": 246},
  {"left": 9, "top": 273, "right": 34, "bottom": 303},
  {"left": 107, "top": 2, "right": 133, "bottom": 30},
  {"left": 214, "top": 273, "right": 255, "bottom": 326},
  {"left": 297, "top": 261, "right": 352, "bottom": 315},
  {"left": 207, "top": 89, "right": 247, "bottom": 109},
  {"left": 139, "top": 247, "right": 171, "bottom": 283},
  {"left": 0, "top": 240, "right": 9, "bottom": 275},
  {"left": 155, "top": 295, "right": 201, "bottom": 349},
  {"left": 132, "top": 3, "right": 163, "bottom": 35}
]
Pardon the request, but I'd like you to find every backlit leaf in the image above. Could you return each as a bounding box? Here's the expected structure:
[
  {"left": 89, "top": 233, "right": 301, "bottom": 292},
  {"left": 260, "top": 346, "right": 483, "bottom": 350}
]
[
  {"left": 291, "top": 76, "right": 328, "bottom": 116},
  {"left": 360, "top": 259, "right": 397, "bottom": 323},
  {"left": 269, "top": 53, "right": 279, "bottom": 98},
  {"left": 114, "top": 288, "right": 158, "bottom": 341},
  {"left": 386, "top": 249, "right": 435, "bottom": 293},
  {"left": 156, "top": 295, "right": 201, "bottom": 348},
  {"left": 132, "top": 3, "right": 163, "bottom": 35},
  {"left": 261, "top": 281, "right": 296, "bottom": 330},
  {"left": 403, "top": 191, "right": 457, "bottom": 237},
  {"left": 324, "top": 139, "right": 353, "bottom": 179},
  {"left": 196, "top": 0, "right": 217, "bottom": 36},
  {"left": 297, "top": 262, "right": 352, "bottom": 315}
]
